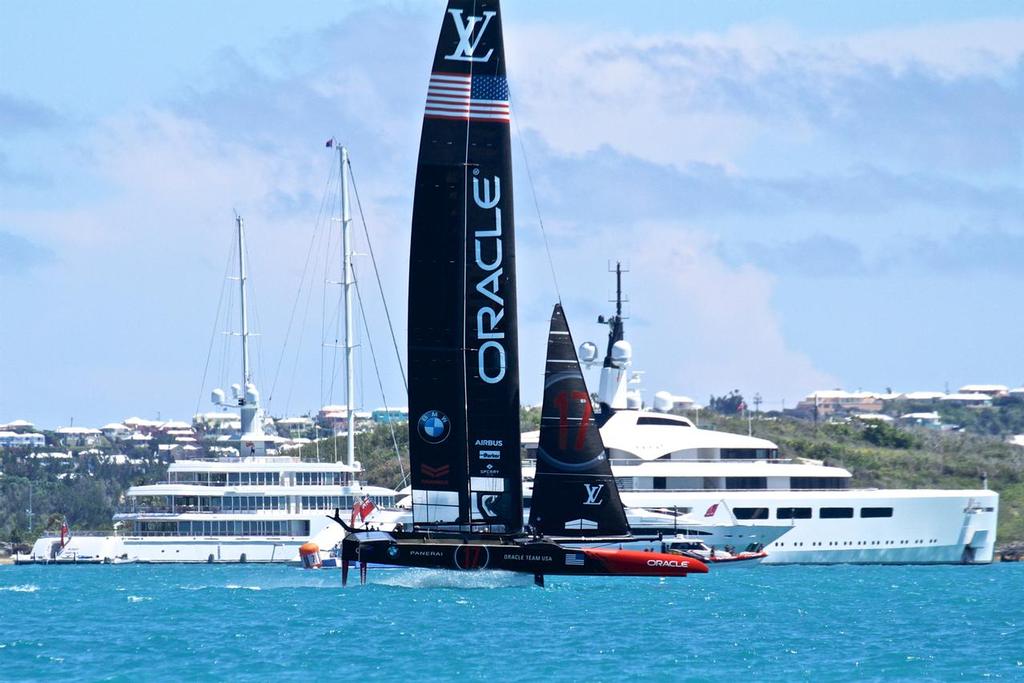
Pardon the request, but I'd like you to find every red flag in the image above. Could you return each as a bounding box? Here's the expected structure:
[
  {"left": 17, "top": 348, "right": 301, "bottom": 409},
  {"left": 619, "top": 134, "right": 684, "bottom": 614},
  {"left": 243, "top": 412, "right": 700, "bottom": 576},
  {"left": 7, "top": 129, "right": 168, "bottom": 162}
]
[
  {"left": 704, "top": 504, "right": 718, "bottom": 518},
  {"left": 349, "top": 503, "right": 360, "bottom": 527},
  {"left": 60, "top": 518, "right": 70, "bottom": 546},
  {"left": 737, "top": 401, "right": 747, "bottom": 413},
  {"left": 358, "top": 497, "right": 377, "bottom": 522}
]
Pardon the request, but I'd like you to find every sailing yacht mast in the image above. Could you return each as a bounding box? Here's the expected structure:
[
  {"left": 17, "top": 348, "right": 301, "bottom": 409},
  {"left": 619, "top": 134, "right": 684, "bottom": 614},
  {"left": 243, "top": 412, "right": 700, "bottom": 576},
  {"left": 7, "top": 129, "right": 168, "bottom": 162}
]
[{"left": 338, "top": 145, "right": 356, "bottom": 469}]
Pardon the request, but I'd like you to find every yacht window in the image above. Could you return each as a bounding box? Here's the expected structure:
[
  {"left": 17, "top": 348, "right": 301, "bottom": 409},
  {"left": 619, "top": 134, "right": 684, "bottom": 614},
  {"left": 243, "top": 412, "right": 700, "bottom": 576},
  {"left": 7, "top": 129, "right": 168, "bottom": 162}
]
[
  {"left": 725, "top": 477, "right": 767, "bottom": 490},
  {"left": 636, "top": 416, "right": 690, "bottom": 427},
  {"left": 733, "top": 507, "right": 770, "bottom": 520},
  {"left": 820, "top": 507, "right": 854, "bottom": 519},
  {"left": 860, "top": 507, "right": 893, "bottom": 518},
  {"left": 653, "top": 477, "right": 667, "bottom": 490},
  {"left": 776, "top": 507, "right": 812, "bottom": 519},
  {"left": 791, "top": 477, "right": 848, "bottom": 490},
  {"left": 721, "top": 449, "right": 768, "bottom": 460}
]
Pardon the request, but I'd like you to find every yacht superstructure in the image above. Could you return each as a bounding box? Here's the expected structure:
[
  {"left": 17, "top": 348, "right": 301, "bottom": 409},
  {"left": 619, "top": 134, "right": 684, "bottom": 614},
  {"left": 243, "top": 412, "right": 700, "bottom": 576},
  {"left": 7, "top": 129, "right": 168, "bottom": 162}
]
[
  {"left": 23, "top": 456, "right": 396, "bottom": 563},
  {"left": 522, "top": 264, "right": 999, "bottom": 564}
]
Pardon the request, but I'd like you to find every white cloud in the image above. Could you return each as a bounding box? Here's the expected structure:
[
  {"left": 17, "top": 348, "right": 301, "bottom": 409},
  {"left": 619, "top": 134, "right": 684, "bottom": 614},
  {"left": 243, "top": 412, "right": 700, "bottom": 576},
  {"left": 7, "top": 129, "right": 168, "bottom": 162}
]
[
  {"left": 505, "top": 17, "right": 1024, "bottom": 173},
  {"left": 842, "top": 19, "right": 1024, "bottom": 77}
]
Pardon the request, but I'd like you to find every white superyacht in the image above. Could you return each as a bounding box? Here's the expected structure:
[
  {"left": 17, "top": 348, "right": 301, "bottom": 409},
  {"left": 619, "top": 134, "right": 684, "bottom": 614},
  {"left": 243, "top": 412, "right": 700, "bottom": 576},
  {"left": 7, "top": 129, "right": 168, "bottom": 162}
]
[
  {"left": 522, "top": 266, "right": 998, "bottom": 564},
  {"left": 23, "top": 195, "right": 399, "bottom": 564}
]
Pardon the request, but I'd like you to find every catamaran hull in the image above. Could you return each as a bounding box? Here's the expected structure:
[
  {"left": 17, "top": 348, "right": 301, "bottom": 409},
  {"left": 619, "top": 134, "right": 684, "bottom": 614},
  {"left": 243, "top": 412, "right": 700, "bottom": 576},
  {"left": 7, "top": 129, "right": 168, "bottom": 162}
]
[{"left": 341, "top": 535, "right": 707, "bottom": 582}]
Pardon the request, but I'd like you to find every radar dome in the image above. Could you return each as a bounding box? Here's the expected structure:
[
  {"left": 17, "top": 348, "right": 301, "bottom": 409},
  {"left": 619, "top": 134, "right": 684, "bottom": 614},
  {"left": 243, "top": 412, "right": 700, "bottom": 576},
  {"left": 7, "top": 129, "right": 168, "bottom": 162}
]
[
  {"left": 211, "top": 388, "right": 226, "bottom": 406},
  {"left": 610, "top": 340, "right": 632, "bottom": 368},
  {"left": 626, "top": 391, "right": 642, "bottom": 409},
  {"left": 578, "top": 341, "right": 599, "bottom": 364},
  {"left": 245, "top": 383, "right": 260, "bottom": 404},
  {"left": 231, "top": 383, "right": 242, "bottom": 399},
  {"left": 653, "top": 391, "right": 674, "bottom": 413}
]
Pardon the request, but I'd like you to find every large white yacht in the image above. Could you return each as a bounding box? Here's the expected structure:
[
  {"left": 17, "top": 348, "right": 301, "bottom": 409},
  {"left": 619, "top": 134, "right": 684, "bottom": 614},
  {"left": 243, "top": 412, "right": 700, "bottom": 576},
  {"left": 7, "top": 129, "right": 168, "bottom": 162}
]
[
  {"left": 521, "top": 265, "right": 999, "bottom": 564},
  {"left": 22, "top": 204, "right": 400, "bottom": 564},
  {"left": 24, "top": 456, "right": 396, "bottom": 563}
]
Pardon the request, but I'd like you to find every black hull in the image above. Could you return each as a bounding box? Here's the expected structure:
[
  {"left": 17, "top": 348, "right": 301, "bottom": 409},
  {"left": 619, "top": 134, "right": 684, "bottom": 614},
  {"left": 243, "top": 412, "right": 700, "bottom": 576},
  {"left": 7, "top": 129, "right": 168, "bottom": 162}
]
[{"left": 338, "top": 532, "right": 708, "bottom": 585}]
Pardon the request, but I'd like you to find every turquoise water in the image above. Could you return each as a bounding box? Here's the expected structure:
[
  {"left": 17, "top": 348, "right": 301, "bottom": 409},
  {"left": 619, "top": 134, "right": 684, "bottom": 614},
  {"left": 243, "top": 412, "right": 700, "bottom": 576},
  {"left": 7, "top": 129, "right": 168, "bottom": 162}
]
[{"left": 1, "top": 563, "right": 1021, "bottom": 681}]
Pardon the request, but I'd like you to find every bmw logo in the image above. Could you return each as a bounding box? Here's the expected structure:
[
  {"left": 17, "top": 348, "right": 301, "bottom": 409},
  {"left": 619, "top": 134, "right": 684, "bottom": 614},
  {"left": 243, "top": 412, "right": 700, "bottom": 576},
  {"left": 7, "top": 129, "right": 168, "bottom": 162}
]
[
  {"left": 386, "top": 545, "right": 400, "bottom": 559},
  {"left": 418, "top": 410, "right": 451, "bottom": 444}
]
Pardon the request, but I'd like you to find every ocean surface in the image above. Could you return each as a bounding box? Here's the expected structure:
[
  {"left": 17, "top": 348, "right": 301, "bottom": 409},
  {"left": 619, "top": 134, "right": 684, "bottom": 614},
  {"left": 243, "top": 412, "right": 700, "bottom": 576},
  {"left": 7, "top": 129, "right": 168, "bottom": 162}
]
[{"left": 1, "top": 562, "right": 1021, "bottom": 681}]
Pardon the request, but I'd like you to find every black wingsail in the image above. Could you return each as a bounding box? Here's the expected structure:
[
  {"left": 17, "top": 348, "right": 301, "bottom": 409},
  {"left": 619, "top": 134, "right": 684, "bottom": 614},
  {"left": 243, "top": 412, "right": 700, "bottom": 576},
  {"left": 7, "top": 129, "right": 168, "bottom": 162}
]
[
  {"left": 529, "top": 304, "right": 630, "bottom": 537},
  {"left": 407, "top": 0, "right": 522, "bottom": 532}
]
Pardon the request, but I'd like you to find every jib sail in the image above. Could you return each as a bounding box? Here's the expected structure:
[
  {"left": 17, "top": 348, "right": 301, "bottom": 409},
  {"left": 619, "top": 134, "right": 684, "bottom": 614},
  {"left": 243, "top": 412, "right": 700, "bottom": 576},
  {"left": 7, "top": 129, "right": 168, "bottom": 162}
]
[
  {"left": 529, "top": 304, "right": 630, "bottom": 537},
  {"left": 407, "top": 0, "right": 522, "bottom": 532}
]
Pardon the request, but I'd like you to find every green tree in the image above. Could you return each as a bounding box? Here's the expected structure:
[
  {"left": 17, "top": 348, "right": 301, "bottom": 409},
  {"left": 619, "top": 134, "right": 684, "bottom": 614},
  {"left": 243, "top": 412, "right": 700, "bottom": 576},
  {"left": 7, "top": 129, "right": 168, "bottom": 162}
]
[{"left": 709, "top": 390, "right": 745, "bottom": 415}]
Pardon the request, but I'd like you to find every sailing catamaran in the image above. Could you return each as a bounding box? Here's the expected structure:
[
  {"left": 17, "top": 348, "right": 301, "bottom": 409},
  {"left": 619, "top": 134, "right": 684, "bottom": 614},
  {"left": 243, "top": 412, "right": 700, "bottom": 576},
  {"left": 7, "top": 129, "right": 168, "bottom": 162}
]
[{"left": 332, "top": 0, "right": 708, "bottom": 586}]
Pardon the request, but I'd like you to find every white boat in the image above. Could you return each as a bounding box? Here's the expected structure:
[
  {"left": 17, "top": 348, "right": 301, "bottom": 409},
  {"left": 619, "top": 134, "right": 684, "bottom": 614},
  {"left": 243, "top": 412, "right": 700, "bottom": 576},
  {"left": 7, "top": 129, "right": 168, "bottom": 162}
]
[
  {"left": 20, "top": 456, "right": 398, "bottom": 564},
  {"left": 20, "top": 210, "right": 400, "bottom": 565},
  {"left": 664, "top": 539, "right": 768, "bottom": 567},
  {"left": 523, "top": 264, "right": 998, "bottom": 565}
]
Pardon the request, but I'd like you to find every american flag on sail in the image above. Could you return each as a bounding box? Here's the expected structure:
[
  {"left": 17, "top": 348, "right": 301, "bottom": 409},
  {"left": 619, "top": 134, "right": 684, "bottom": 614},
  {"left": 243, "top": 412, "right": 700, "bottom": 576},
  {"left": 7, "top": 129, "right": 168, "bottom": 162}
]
[
  {"left": 424, "top": 72, "right": 510, "bottom": 123},
  {"left": 565, "top": 552, "right": 586, "bottom": 567}
]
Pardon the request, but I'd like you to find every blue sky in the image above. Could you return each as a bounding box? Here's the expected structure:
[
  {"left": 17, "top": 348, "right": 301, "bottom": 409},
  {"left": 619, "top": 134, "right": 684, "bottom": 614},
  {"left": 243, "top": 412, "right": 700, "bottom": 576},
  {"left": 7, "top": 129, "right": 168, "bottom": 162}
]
[{"left": 2, "top": 1, "right": 1023, "bottom": 427}]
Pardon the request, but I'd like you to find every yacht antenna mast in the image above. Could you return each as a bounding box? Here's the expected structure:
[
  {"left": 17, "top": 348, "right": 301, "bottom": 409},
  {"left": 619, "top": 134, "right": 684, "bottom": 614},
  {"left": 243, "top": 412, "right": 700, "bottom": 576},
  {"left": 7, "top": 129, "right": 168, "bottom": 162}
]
[
  {"left": 208, "top": 214, "right": 264, "bottom": 454},
  {"left": 236, "top": 214, "right": 252, "bottom": 387},
  {"left": 615, "top": 261, "right": 623, "bottom": 319},
  {"left": 596, "top": 261, "right": 631, "bottom": 409},
  {"left": 339, "top": 145, "right": 356, "bottom": 469}
]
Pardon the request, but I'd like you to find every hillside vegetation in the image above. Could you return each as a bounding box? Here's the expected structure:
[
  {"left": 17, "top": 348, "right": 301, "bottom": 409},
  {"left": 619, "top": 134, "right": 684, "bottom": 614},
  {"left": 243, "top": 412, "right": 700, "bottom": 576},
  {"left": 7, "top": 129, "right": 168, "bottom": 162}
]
[{"left": 1, "top": 450, "right": 168, "bottom": 545}]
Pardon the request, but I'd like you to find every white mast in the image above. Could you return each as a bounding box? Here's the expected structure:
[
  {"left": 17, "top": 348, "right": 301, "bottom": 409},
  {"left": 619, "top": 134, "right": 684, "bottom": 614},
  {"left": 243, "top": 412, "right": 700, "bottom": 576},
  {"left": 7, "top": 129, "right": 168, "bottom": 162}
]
[
  {"left": 237, "top": 215, "right": 251, "bottom": 387},
  {"left": 210, "top": 215, "right": 265, "bottom": 456},
  {"left": 235, "top": 214, "right": 264, "bottom": 453},
  {"left": 340, "top": 145, "right": 356, "bottom": 468}
]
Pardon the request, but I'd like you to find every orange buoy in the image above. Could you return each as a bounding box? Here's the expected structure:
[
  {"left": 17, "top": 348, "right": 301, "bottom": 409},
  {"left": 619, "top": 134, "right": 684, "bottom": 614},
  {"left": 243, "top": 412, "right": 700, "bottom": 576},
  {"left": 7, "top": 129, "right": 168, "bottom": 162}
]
[{"left": 299, "top": 542, "right": 322, "bottom": 569}]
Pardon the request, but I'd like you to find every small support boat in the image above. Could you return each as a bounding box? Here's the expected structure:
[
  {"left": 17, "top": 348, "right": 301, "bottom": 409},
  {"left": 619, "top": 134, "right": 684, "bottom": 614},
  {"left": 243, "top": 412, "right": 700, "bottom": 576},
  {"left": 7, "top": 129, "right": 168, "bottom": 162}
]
[{"left": 665, "top": 540, "right": 768, "bottom": 566}]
